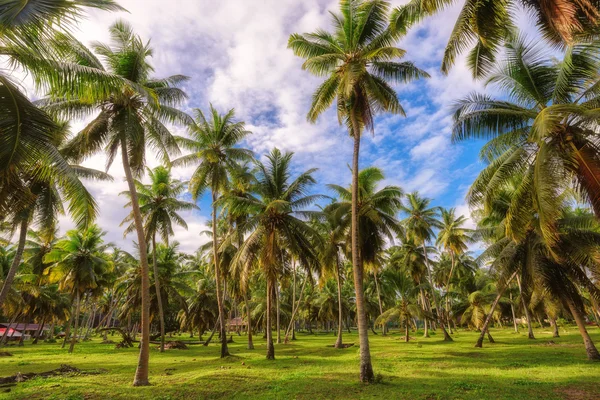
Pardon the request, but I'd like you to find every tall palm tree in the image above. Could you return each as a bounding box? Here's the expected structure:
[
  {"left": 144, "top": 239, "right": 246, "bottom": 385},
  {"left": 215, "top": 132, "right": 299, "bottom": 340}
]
[
  {"left": 173, "top": 105, "right": 252, "bottom": 358},
  {"left": 392, "top": 0, "right": 600, "bottom": 77},
  {"left": 328, "top": 167, "right": 403, "bottom": 335},
  {"left": 436, "top": 208, "right": 472, "bottom": 322},
  {"left": 49, "top": 21, "right": 191, "bottom": 386},
  {"left": 121, "top": 166, "right": 198, "bottom": 352},
  {"left": 44, "top": 225, "right": 111, "bottom": 353},
  {"left": 288, "top": 0, "right": 428, "bottom": 383},
  {"left": 229, "top": 149, "right": 322, "bottom": 360},
  {"left": 453, "top": 37, "right": 600, "bottom": 248},
  {"left": 401, "top": 192, "right": 453, "bottom": 341}
]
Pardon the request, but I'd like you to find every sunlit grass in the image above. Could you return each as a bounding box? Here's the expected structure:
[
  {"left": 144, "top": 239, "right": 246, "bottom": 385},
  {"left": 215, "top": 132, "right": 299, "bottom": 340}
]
[{"left": 0, "top": 326, "right": 598, "bottom": 399}]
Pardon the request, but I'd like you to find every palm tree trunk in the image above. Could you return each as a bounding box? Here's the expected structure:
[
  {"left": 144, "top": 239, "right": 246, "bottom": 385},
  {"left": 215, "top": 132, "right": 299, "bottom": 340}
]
[
  {"left": 276, "top": 284, "right": 281, "bottom": 344},
  {"left": 284, "top": 274, "right": 308, "bottom": 343},
  {"left": 334, "top": 254, "right": 344, "bottom": 348},
  {"left": 211, "top": 191, "right": 229, "bottom": 358},
  {"left": 122, "top": 141, "right": 151, "bottom": 386},
  {"left": 475, "top": 272, "right": 517, "bottom": 347},
  {"left": 18, "top": 321, "right": 29, "bottom": 346},
  {"left": 32, "top": 319, "right": 46, "bottom": 345},
  {"left": 422, "top": 244, "right": 452, "bottom": 341},
  {"left": 517, "top": 275, "right": 535, "bottom": 339},
  {"left": 62, "top": 313, "right": 72, "bottom": 349},
  {"left": 203, "top": 321, "right": 218, "bottom": 346},
  {"left": 152, "top": 234, "right": 166, "bottom": 353},
  {"left": 565, "top": 296, "right": 600, "bottom": 360},
  {"left": 69, "top": 291, "right": 81, "bottom": 353},
  {"left": 420, "top": 288, "right": 430, "bottom": 338},
  {"left": 244, "top": 290, "right": 254, "bottom": 350},
  {"left": 405, "top": 318, "right": 409, "bottom": 342},
  {"left": 373, "top": 270, "right": 386, "bottom": 336},
  {"left": 0, "top": 218, "right": 28, "bottom": 306},
  {"left": 350, "top": 133, "right": 374, "bottom": 383},
  {"left": 510, "top": 292, "right": 518, "bottom": 333},
  {"left": 551, "top": 318, "right": 560, "bottom": 338},
  {"left": 445, "top": 252, "right": 456, "bottom": 334},
  {"left": 266, "top": 277, "right": 275, "bottom": 360},
  {"left": 1, "top": 308, "right": 22, "bottom": 346}
]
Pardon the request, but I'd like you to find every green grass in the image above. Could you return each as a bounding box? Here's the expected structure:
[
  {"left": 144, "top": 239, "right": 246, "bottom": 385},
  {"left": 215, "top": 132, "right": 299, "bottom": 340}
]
[{"left": 0, "top": 327, "right": 598, "bottom": 399}]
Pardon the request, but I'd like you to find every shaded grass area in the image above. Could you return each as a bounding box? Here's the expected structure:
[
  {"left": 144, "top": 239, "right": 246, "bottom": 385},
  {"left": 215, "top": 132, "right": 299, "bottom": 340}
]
[{"left": 0, "top": 327, "right": 598, "bottom": 399}]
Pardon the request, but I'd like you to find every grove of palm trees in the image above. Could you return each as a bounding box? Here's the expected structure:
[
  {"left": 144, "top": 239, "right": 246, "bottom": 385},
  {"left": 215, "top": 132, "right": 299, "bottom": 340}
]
[{"left": 1, "top": 0, "right": 600, "bottom": 399}]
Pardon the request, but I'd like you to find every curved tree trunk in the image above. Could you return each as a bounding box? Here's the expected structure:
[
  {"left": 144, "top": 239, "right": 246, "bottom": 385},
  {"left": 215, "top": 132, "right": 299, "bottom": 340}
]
[
  {"left": 475, "top": 272, "right": 517, "bottom": 348},
  {"left": 0, "top": 218, "right": 28, "bottom": 306},
  {"left": 122, "top": 142, "right": 151, "bottom": 387},
  {"left": 373, "top": 271, "right": 386, "bottom": 336},
  {"left": 565, "top": 296, "right": 600, "bottom": 360},
  {"left": 284, "top": 274, "right": 308, "bottom": 343},
  {"left": 69, "top": 291, "right": 81, "bottom": 353},
  {"left": 334, "top": 254, "right": 344, "bottom": 348},
  {"left": 517, "top": 275, "right": 535, "bottom": 339},
  {"left": 551, "top": 318, "right": 560, "bottom": 338},
  {"left": 211, "top": 191, "right": 229, "bottom": 358},
  {"left": 32, "top": 319, "right": 46, "bottom": 344},
  {"left": 351, "top": 134, "right": 374, "bottom": 382},
  {"left": 266, "top": 277, "right": 275, "bottom": 360},
  {"left": 203, "top": 321, "right": 218, "bottom": 346},
  {"left": 1, "top": 308, "right": 22, "bottom": 346},
  {"left": 422, "top": 245, "right": 452, "bottom": 341},
  {"left": 152, "top": 234, "right": 166, "bottom": 353}
]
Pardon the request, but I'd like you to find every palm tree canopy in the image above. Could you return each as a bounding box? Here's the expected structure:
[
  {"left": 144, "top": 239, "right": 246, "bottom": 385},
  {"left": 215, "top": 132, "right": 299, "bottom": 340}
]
[{"left": 288, "top": 0, "right": 429, "bottom": 136}]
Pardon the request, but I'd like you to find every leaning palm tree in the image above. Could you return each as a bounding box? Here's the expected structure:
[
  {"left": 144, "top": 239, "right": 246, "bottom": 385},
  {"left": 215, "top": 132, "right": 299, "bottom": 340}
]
[
  {"left": 392, "top": 0, "right": 600, "bottom": 77},
  {"left": 121, "top": 166, "right": 198, "bottom": 352},
  {"left": 229, "top": 149, "right": 322, "bottom": 360},
  {"left": 401, "top": 192, "right": 453, "bottom": 341},
  {"left": 288, "top": 0, "right": 427, "bottom": 381},
  {"left": 173, "top": 105, "right": 252, "bottom": 358},
  {"left": 44, "top": 225, "right": 111, "bottom": 353},
  {"left": 47, "top": 21, "right": 191, "bottom": 386},
  {"left": 453, "top": 37, "right": 600, "bottom": 249}
]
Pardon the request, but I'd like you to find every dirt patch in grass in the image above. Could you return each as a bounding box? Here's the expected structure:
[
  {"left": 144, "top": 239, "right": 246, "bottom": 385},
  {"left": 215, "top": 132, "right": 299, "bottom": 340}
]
[{"left": 556, "top": 387, "right": 600, "bottom": 400}]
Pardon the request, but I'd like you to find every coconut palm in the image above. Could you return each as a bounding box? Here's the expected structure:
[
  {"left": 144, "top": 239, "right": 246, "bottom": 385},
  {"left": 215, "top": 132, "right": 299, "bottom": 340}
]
[
  {"left": 0, "top": 120, "right": 109, "bottom": 309},
  {"left": 314, "top": 204, "right": 350, "bottom": 348},
  {"left": 44, "top": 225, "right": 111, "bottom": 353},
  {"left": 453, "top": 37, "right": 600, "bottom": 249},
  {"left": 436, "top": 208, "right": 473, "bottom": 322},
  {"left": 392, "top": 0, "right": 600, "bottom": 77},
  {"left": 173, "top": 105, "right": 252, "bottom": 358},
  {"left": 229, "top": 149, "right": 322, "bottom": 360},
  {"left": 121, "top": 166, "right": 197, "bottom": 352},
  {"left": 288, "top": 0, "right": 428, "bottom": 382},
  {"left": 401, "top": 192, "right": 454, "bottom": 341},
  {"left": 45, "top": 21, "right": 191, "bottom": 385},
  {"left": 376, "top": 269, "right": 424, "bottom": 342},
  {"left": 0, "top": 0, "right": 122, "bottom": 215}
]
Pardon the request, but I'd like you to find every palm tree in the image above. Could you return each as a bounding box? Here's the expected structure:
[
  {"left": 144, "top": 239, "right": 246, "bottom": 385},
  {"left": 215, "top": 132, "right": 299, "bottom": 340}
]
[
  {"left": 377, "top": 269, "right": 424, "bottom": 342},
  {"left": 453, "top": 37, "right": 600, "bottom": 248},
  {"left": 0, "top": 120, "right": 109, "bottom": 308},
  {"left": 49, "top": 21, "right": 191, "bottom": 386},
  {"left": 121, "top": 166, "right": 197, "bottom": 352},
  {"left": 173, "top": 105, "right": 252, "bottom": 358},
  {"left": 392, "top": 0, "right": 600, "bottom": 77},
  {"left": 401, "top": 192, "right": 453, "bottom": 341},
  {"left": 288, "top": 0, "right": 428, "bottom": 383},
  {"left": 436, "top": 208, "right": 472, "bottom": 323},
  {"left": 44, "top": 225, "right": 111, "bottom": 353},
  {"left": 314, "top": 204, "right": 350, "bottom": 348},
  {"left": 328, "top": 167, "right": 403, "bottom": 336},
  {"left": 229, "top": 149, "right": 322, "bottom": 360},
  {"left": 0, "top": 0, "right": 122, "bottom": 215}
]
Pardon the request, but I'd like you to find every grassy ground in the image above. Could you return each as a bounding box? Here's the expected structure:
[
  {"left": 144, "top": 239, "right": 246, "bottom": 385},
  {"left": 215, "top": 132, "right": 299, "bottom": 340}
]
[{"left": 0, "top": 326, "right": 598, "bottom": 399}]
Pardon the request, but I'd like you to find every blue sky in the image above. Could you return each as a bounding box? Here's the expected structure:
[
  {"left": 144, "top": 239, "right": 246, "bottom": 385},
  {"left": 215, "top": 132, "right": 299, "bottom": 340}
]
[{"left": 40, "top": 0, "right": 524, "bottom": 252}]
